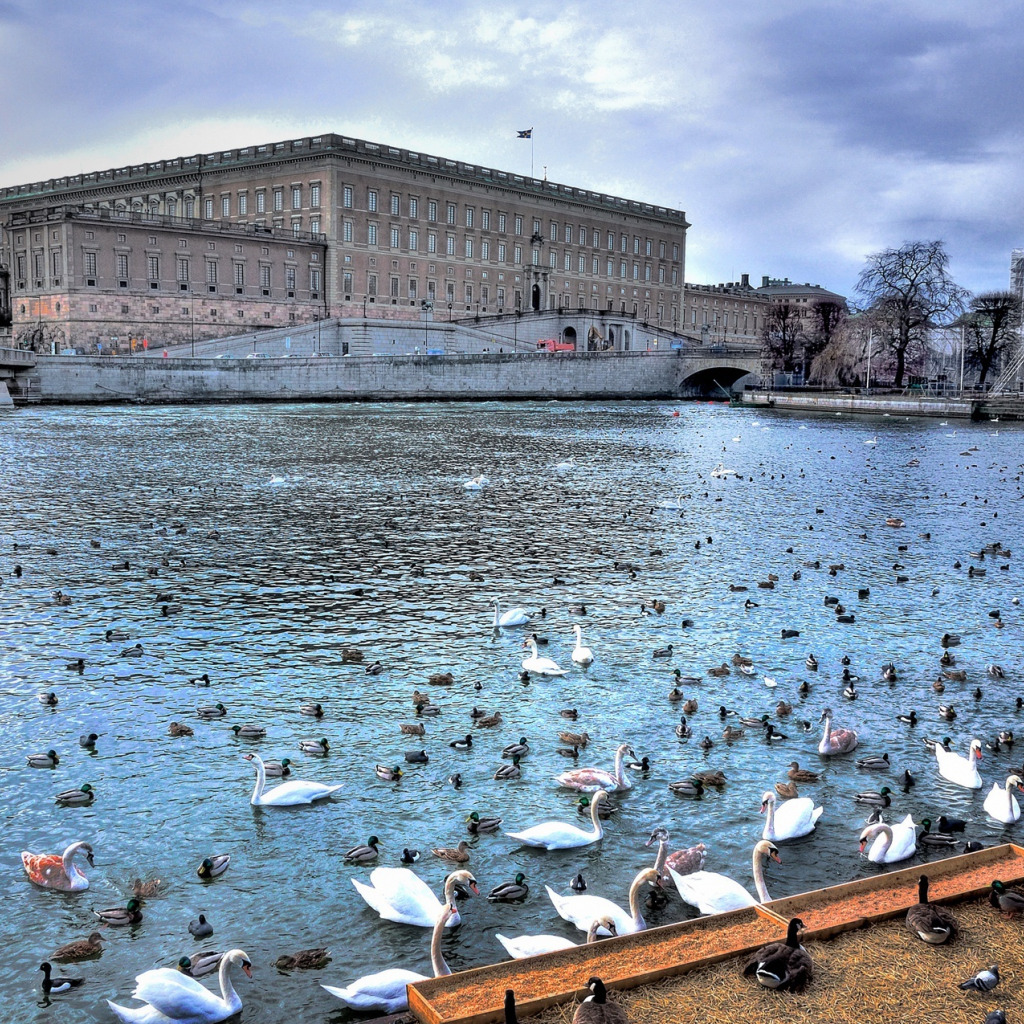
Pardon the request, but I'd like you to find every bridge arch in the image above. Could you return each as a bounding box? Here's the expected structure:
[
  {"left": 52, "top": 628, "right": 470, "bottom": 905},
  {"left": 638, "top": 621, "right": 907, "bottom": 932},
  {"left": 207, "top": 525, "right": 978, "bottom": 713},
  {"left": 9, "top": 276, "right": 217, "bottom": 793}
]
[{"left": 677, "top": 363, "right": 760, "bottom": 398}]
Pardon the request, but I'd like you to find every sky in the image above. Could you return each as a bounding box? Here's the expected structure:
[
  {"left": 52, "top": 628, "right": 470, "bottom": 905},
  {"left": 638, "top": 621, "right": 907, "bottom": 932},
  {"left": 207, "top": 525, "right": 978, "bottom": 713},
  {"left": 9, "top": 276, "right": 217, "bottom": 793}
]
[{"left": 1, "top": 0, "right": 1022, "bottom": 301}]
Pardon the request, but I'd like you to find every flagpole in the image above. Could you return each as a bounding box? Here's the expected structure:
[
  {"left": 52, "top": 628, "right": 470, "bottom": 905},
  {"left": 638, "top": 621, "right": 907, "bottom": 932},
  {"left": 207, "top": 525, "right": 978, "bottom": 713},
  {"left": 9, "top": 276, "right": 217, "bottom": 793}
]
[{"left": 531, "top": 134, "right": 534, "bottom": 178}]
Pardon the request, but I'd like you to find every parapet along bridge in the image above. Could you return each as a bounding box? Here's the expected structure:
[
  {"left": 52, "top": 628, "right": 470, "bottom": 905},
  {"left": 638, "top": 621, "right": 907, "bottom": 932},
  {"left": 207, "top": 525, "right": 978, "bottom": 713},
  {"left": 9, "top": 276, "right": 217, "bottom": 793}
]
[{"left": 0, "top": 345, "right": 762, "bottom": 406}]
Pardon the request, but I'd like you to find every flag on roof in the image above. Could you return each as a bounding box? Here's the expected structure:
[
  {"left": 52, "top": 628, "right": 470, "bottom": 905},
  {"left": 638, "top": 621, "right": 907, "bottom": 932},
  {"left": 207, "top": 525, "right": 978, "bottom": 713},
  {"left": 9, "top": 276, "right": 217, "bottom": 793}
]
[{"left": 516, "top": 128, "right": 533, "bottom": 139}]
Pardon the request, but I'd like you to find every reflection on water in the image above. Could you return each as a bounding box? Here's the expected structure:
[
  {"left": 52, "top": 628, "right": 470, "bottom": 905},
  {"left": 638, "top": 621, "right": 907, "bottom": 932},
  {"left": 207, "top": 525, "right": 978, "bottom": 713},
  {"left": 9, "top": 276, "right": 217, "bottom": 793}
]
[{"left": 1, "top": 401, "right": 1023, "bottom": 1020}]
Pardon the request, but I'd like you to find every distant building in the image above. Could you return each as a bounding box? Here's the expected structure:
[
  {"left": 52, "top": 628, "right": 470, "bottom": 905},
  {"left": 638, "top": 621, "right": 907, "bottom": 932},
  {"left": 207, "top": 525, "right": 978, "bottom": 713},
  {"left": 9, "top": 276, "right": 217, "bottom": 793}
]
[
  {"left": 0, "top": 132, "right": 688, "bottom": 354},
  {"left": 1012, "top": 248, "right": 1024, "bottom": 302},
  {"left": 682, "top": 274, "right": 769, "bottom": 345}
]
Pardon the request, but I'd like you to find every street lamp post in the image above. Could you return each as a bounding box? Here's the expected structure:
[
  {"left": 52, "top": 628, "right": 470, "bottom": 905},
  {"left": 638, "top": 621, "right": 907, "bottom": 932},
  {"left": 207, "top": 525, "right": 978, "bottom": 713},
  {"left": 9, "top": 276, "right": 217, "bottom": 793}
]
[
  {"left": 448, "top": 301, "right": 453, "bottom": 322},
  {"left": 363, "top": 296, "right": 368, "bottom": 320},
  {"left": 190, "top": 292, "right": 195, "bottom": 358}
]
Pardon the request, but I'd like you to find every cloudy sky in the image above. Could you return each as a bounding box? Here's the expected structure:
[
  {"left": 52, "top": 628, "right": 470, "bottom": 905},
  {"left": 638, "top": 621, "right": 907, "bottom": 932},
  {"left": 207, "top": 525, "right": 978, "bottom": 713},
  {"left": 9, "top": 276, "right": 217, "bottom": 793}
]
[{"left": 2, "top": 0, "right": 1021, "bottom": 299}]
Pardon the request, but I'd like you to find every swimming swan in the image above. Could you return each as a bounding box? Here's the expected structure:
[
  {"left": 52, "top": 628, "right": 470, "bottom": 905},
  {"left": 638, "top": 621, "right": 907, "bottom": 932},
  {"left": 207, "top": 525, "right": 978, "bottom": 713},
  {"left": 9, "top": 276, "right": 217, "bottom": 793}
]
[
  {"left": 935, "top": 738, "right": 983, "bottom": 789},
  {"left": 555, "top": 743, "right": 634, "bottom": 793},
  {"left": 760, "top": 790, "right": 823, "bottom": 841},
  {"left": 521, "top": 637, "right": 567, "bottom": 676},
  {"left": 506, "top": 789, "right": 609, "bottom": 850},
  {"left": 670, "top": 840, "right": 778, "bottom": 915},
  {"left": 244, "top": 753, "right": 342, "bottom": 806},
  {"left": 351, "top": 867, "right": 478, "bottom": 928},
  {"left": 546, "top": 867, "right": 660, "bottom": 936},
  {"left": 492, "top": 599, "right": 532, "bottom": 628}
]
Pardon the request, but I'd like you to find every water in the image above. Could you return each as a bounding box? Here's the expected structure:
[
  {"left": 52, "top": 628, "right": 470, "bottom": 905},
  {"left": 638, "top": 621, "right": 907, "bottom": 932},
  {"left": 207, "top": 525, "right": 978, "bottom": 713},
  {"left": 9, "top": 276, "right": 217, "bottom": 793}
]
[{"left": 1, "top": 401, "right": 1022, "bottom": 1021}]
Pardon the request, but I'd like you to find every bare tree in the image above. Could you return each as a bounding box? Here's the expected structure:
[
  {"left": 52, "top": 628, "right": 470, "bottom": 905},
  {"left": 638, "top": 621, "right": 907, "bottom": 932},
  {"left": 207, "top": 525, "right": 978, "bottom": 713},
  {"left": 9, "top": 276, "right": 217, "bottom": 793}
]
[
  {"left": 804, "top": 300, "right": 846, "bottom": 381},
  {"left": 962, "top": 291, "right": 1022, "bottom": 387},
  {"left": 761, "top": 301, "right": 804, "bottom": 373},
  {"left": 855, "top": 240, "right": 968, "bottom": 387}
]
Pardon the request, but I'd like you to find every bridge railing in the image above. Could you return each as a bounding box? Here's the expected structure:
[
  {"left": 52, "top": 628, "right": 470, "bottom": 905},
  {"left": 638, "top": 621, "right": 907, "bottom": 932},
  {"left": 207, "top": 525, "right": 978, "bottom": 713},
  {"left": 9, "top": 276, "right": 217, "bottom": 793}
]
[{"left": 0, "top": 347, "right": 37, "bottom": 367}]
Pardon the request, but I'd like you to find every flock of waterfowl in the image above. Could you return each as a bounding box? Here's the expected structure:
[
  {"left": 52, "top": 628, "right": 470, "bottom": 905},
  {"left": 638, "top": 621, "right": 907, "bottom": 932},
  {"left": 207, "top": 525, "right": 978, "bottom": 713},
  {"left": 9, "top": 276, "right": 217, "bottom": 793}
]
[{"left": 7, "top": 404, "right": 1024, "bottom": 1023}]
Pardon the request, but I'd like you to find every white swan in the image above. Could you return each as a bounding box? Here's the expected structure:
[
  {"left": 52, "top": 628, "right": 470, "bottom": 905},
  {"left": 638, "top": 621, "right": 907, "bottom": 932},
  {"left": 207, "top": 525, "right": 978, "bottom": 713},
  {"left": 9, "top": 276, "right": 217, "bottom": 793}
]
[
  {"left": 935, "top": 738, "right": 983, "bottom": 789},
  {"left": 506, "top": 789, "right": 608, "bottom": 850},
  {"left": 818, "top": 706, "right": 859, "bottom": 755},
  {"left": 492, "top": 599, "right": 532, "bottom": 628},
  {"left": 107, "top": 948, "right": 252, "bottom": 1024},
  {"left": 243, "top": 753, "right": 342, "bottom": 806},
  {"left": 984, "top": 774, "right": 1024, "bottom": 824},
  {"left": 521, "top": 637, "right": 567, "bottom": 676},
  {"left": 546, "top": 867, "right": 660, "bottom": 936},
  {"left": 670, "top": 840, "right": 778, "bottom": 915},
  {"left": 496, "top": 915, "right": 617, "bottom": 959},
  {"left": 321, "top": 902, "right": 454, "bottom": 1012},
  {"left": 555, "top": 743, "right": 633, "bottom": 793},
  {"left": 464, "top": 474, "right": 489, "bottom": 490},
  {"left": 760, "top": 791, "right": 823, "bottom": 841},
  {"left": 571, "top": 624, "right": 594, "bottom": 666},
  {"left": 351, "top": 867, "right": 477, "bottom": 928},
  {"left": 710, "top": 463, "right": 737, "bottom": 478},
  {"left": 859, "top": 815, "right": 918, "bottom": 863},
  {"left": 21, "top": 840, "right": 93, "bottom": 891}
]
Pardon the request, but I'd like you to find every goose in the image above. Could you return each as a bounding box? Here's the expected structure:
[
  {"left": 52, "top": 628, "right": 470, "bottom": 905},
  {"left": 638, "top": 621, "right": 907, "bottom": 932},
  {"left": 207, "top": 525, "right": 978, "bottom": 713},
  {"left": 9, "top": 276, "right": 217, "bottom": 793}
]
[
  {"left": 742, "top": 917, "right": 813, "bottom": 991},
  {"left": 983, "top": 774, "right": 1024, "bottom": 824},
  {"left": 39, "top": 961, "right": 85, "bottom": 995},
  {"left": 22, "top": 841, "right": 93, "bottom": 891},
  {"left": 555, "top": 743, "right": 634, "bottom": 792},
  {"left": 990, "top": 879, "right": 1024, "bottom": 916},
  {"left": 571, "top": 625, "right": 595, "bottom": 666},
  {"left": 935, "top": 738, "right": 983, "bottom": 789},
  {"left": 787, "top": 761, "right": 821, "bottom": 783},
  {"left": 52, "top": 931, "right": 105, "bottom": 962},
  {"left": 197, "top": 856, "right": 230, "bottom": 879},
  {"left": 244, "top": 753, "right": 341, "bottom": 806},
  {"left": 493, "top": 599, "right": 532, "bottom": 628},
  {"left": 859, "top": 815, "right": 918, "bottom": 863},
  {"left": 27, "top": 749, "right": 60, "bottom": 768},
  {"left": 671, "top": 840, "right": 779, "bottom": 915},
  {"left": 906, "top": 874, "right": 958, "bottom": 944},
  {"left": 547, "top": 866, "right": 659, "bottom": 935},
  {"left": 274, "top": 948, "right": 331, "bottom": 971},
  {"left": 488, "top": 873, "right": 529, "bottom": 901},
  {"left": 496, "top": 915, "right": 617, "bottom": 959},
  {"left": 189, "top": 915, "right": 214, "bottom": 939},
  {"left": 522, "top": 638, "right": 567, "bottom": 676},
  {"left": 760, "top": 791, "right": 823, "bottom": 841},
  {"left": 322, "top": 902, "right": 455, "bottom": 1013},
  {"left": 818, "top": 707, "right": 858, "bottom": 755},
  {"left": 107, "top": 948, "right": 252, "bottom": 1024},
  {"left": 56, "top": 784, "right": 95, "bottom": 806},
  {"left": 856, "top": 752, "right": 890, "bottom": 770},
  {"left": 351, "top": 868, "right": 477, "bottom": 928},
  {"left": 572, "top": 977, "right": 628, "bottom": 1024},
  {"left": 507, "top": 790, "right": 609, "bottom": 850},
  {"left": 93, "top": 899, "right": 143, "bottom": 926}
]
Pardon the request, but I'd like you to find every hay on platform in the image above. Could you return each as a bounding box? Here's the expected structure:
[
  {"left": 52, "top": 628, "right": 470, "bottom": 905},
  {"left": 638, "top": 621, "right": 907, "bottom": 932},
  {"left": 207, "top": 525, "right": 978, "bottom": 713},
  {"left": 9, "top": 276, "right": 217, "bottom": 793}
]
[{"left": 527, "top": 900, "right": 1020, "bottom": 1024}]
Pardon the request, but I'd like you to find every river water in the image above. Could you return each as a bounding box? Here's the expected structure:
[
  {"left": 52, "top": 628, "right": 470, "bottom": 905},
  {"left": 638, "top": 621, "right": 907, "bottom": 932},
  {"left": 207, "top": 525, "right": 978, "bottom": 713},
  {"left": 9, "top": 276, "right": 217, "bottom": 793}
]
[{"left": 1, "top": 400, "right": 1022, "bottom": 1022}]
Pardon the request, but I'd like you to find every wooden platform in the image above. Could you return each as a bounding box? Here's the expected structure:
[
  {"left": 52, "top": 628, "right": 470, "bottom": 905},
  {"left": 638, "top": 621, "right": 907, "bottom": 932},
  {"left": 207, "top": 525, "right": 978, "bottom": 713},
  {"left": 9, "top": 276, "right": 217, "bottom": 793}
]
[{"left": 408, "top": 843, "right": 1024, "bottom": 1024}]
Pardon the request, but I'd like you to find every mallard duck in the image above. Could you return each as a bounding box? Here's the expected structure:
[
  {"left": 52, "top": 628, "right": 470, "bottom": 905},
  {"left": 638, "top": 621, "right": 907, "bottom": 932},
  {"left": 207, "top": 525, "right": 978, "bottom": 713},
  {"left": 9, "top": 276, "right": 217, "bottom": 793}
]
[
  {"left": 119, "top": 644, "right": 144, "bottom": 658},
  {"left": 176, "top": 951, "right": 225, "bottom": 978},
  {"left": 376, "top": 765, "right": 403, "bottom": 781},
  {"left": 776, "top": 701, "right": 793, "bottom": 717},
  {"left": 259, "top": 758, "right": 289, "bottom": 778},
  {"left": 733, "top": 653, "right": 754, "bottom": 667},
  {"left": 708, "top": 663, "right": 730, "bottom": 677},
  {"left": 341, "top": 647, "right": 364, "bottom": 663},
  {"left": 38, "top": 691, "right": 58, "bottom": 706},
  {"left": 489, "top": 873, "right": 530, "bottom": 902},
  {"left": 906, "top": 874, "right": 958, "bottom": 944},
  {"left": 918, "top": 819, "right": 959, "bottom": 846},
  {"left": 56, "top": 784, "right": 95, "bottom": 806},
  {"left": 742, "top": 917, "right": 813, "bottom": 992},
  {"left": 399, "top": 722, "right": 425, "bottom": 736},
  {"left": 189, "top": 914, "right": 213, "bottom": 938},
  {"left": 805, "top": 654, "right": 818, "bottom": 671},
  {"left": 775, "top": 781, "right": 799, "bottom": 799},
  {"left": 39, "top": 961, "right": 85, "bottom": 994},
  {"left": 300, "top": 702, "right": 324, "bottom": 718},
  {"left": 449, "top": 734, "right": 473, "bottom": 750},
  {"left": 129, "top": 877, "right": 164, "bottom": 898},
  {"left": 93, "top": 898, "right": 143, "bottom": 925},
  {"left": 854, "top": 786, "right": 892, "bottom": 807},
  {"left": 231, "top": 724, "right": 266, "bottom": 739},
  {"left": 52, "top": 931, "right": 105, "bottom": 962},
  {"left": 275, "top": 948, "right": 331, "bottom": 970},
  {"left": 722, "top": 725, "right": 744, "bottom": 741},
  {"left": 52, "top": 590, "right": 73, "bottom": 606},
  {"left": 502, "top": 737, "right": 530, "bottom": 758},
  {"left": 556, "top": 744, "right": 580, "bottom": 758},
  {"left": 990, "top": 879, "right": 1024, "bottom": 916},
  {"left": 167, "top": 721, "right": 194, "bottom": 737},
  {"left": 494, "top": 756, "right": 522, "bottom": 780},
  {"left": 197, "top": 855, "right": 230, "bottom": 879},
  {"left": 411, "top": 690, "right": 430, "bottom": 707},
  {"left": 787, "top": 761, "right": 820, "bottom": 782},
  {"left": 675, "top": 716, "right": 692, "bottom": 738},
  {"left": 856, "top": 752, "right": 890, "bottom": 770},
  {"left": 404, "top": 749, "right": 428, "bottom": 764},
  {"left": 431, "top": 840, "right": 471, "bottom": 863},
  {"left": 416, "top": 702, "right": 441, "bottom": 716},
  {"left": 652, "top": 644, "right": 674, "bottom": 660},
  {"left": 196, "top": 702, "right": 227, "bottom": 719},
  {"left": 66, "top": 658, "right": 85, "bottom": 672},
  {"left": 105, "top": 628, "right": 130, "bottom": 642},
  {"left": 27, "top": 749, "right": 60, "bottom": 768},
  {"left": 943, "top": 668, "right": 968, "bottom": 682},
  {"left": 667, "top": 687, "right": 684, "bottom": 702},
  {"left": 561, "top": 708, "right": 580, "bottom": 720},
  {"left": 699, "top": 735, "right": 714, "bottom": 750},
  {"left": 797, "top": 680, "right": 811, "bottom": 695},
  {"left": 478, "top": 711, "right": 503, "bottom": 727},
  {"left": 989, "top": 665, "right": 1006, "bottom": 679},
  {"left": 300, "top": 738, "right": 330, "bottom": 755},
  {"left": 559, "top": 731, "right": 589, "bottom": 748},
  {"left": 345, "top": 836, "right": 381, "bottom": 863},
  {"left": 466, "top": 811, "right": 502, "bottom": 834},
  {"left": 428, "top": 671, "right": 454, "bottom": 686},
  {"left": 691, "top": 769, "right": 726, "bottom": 787},
  {"left": 646, "top": 598, "right": 667, "bottom": 614},
  {"left": 668, "top": 779, "right": 704, "bottom": 797},
  {"left": 933, "top": 678, "right": 946, "bottom": 693}
]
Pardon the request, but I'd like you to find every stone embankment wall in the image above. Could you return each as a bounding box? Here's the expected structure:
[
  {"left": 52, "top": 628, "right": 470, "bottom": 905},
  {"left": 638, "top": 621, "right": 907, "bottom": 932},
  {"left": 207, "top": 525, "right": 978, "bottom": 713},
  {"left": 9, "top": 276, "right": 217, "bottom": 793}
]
[
  {"left": 20, "top": 351, "right": 686, "bottom": 405},
  {"left": 741, "top": 391, "right": 975, "bottom": 419}
]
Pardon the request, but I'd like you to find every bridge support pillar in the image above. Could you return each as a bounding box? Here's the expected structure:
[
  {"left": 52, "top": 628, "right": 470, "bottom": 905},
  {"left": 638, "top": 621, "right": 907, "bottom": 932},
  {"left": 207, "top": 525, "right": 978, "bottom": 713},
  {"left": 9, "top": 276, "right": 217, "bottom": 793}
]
[{"left": 0, "top": 381, "right": 13, "bottom": 408}]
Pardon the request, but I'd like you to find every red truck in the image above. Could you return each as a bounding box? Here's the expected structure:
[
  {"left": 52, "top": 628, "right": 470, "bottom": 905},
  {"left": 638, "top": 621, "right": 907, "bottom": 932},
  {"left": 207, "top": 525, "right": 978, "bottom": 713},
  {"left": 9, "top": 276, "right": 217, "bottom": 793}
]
[{"left": 536, "top": 338, "right": 575, "bottom": 352}]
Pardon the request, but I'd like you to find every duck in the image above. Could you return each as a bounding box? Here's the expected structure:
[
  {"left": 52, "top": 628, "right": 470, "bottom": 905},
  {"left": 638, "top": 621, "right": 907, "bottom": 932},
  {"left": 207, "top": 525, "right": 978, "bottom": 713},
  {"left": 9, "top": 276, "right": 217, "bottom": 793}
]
[
  {"left": 119, "top": 644, "right": 144, "bottom": 658},
  {"left": 502, "top": 736, "right": 530, "bottom": 758},
  {"left": 52, "top": 931, "right": 105, "bottom": 962},
  {"left": 507, "top": 790, "right": 610, "bottom": 851},
  {"left": 492, "top": 599, "right": 532, "bottom": 628},
  {"left": 38, "top": 691, "right": 58, "bottom": 706},
  {"left": 843, "top": 682, "right": 858, "bottom": 700},
  {"left": 107, "top": 948, "right": 253, "bottom": 1024},
  {"left": 417, "top": 702, "right": 441, "bottom": 716},
  {"left": 93, "top": 899, "right": 143, "bottom": 926},
  {"left": 401, "top": 849, "right": 420, "bottom": 863},
  {"left": 27, "top": 749, "right": 60, "bottom": 768},
  {"left": 671, "top": 840, "right": 779, "bottom": 915},
  {"left": 477, "top": 711, "right": 503, "bottom": 727},
  {"left": 989, "top": 879, "right": 1024, "bottom": 916},
  {"left": 39, "top": 961, "right": 85, "bottom": 995},
  {"left": 760, "top": 790, "right": 823, "bottom": 841},
  {"left": 559, "top": 730, "right": 590, "bottom": 748},
  {"left": 260, "top": 758, "right": 291, "bottom": 777},
  {"left": 818, "top": 707, "right": 858, "bottom": 755},
  {"left": 196, "top": 703, "right": 227, "bottom": 719},
  {"left": 571, "top": 873, "right": 588, "bottom": 892},
  {"left": 466, "top": 811, "right": 502, "bottom": 834},
  {"left": 561, "top": 708, "right": 580, "bottom": 720},
  {"left": 105, "top": 628, "right": 130, "bottom": 642},
  {"left": 274, "top": 948, "right": 331, "bottom": 971},
  {"left": 859, "top": 815, "right": 918, "bottom": 863},
  {"left": 856, "top": 752, "right": 890, "bottom": 770},
  {"left": 572, "top": 977, "right": 628, "bottom": 1024},
  {"left": 428, "top": 671, "right": 454, "bottom": 686},
  {"left": 723, "top": 725, "right": 745, "bottom": 741},
  {"left": 652, "top": 644, "right": 674, "bottom": 660},
  {"left": 983, "top": 774, "right": 1024, "bottom": 824},
  {"left": 22, "top": 841, "right": 94, "bottom": 891},
  {"left": 555, "top": 742, "right": 634, "bottom": 792},
  {"left": 935, "top": 738, "right": 984, "bottom": 789},
  {"left": 675, "top": 716, "right": 692, "bottom": 738},
  {"left": 167, "top": 721, "right": 195, "bottom": 738},
  {"left": 556, "top": 745, "right": 580, "bottom": 758},
  {"left": 496, "top": 916, "right": 617, "bottom": 960},
  {"left": 345, "top": 837, "right": 382, "bottom": 863},
  {"left": 708, "top": 663, "right": 731, "bottom": 677},
  {"left": 244, "top": 753, "right": 342, "bottom": 806},
  {"left": 431, "top": 841, "right": 471, "bottom": 863},
  {"left": 699, "top": 735, "right": 714, "bottom": 750},
  {"left": 938, "top": 705, "right": 957, "bottom": 721},
  {"left": 399, "top": 721, "right": 425, "bottom": 736},
  {"left": 341, "top": 647, "right": 364, "bottom": 663},
  {"left": 365, "top": 660, "right": 384, "bottom": 676},
  {"left": 668, "top": 779, "right": 704, "bottom": 797},
  {"left": 197, "top": 855, "right": 230, "bottom": 879},
  {"left": 906, "top": 874, "right": 959, "bottom": 944},
  {"left": 189, "top": 673, "right": 212, "bottom": 687},
  {"left": 488, "top": 873, "right": 529, "bottom": 902},
  {"left": 776, "top": 700, "right": 793, "bottom": 717},
  {"left": 854, "top": 786, "right": 892, "bottom": 807},
  {"left": 742, "top": 916, "right": 813, "bottom": 991},
  {"left": 521, "top": 638, "right": 567, "bottom": 676},
  {"left": 691, "top": 768, "right": 726, "bottom": 786},
  {"left": 547, "top": 865, "right": 660, "bottom": 935},
  {"left": 449, "top": 734, "right": 473, "bottom": 751},
  {"left": 989, "top": 665, "right": 1006, "bottom": 679},
  {"left": 230, "top": 724, "right": 266, "bottom": 739},
  {"left": 918, "top": 819, "right": 959, "bottom": 846},
  {"left": 898, "top": 711, "right": 918, "bottom": 726},
  {"left": 571, "top": 625, "right": 595, "bottom": 666},
  {"left": 494, "top": 756, "right": 522, "bottom": 780},
  {"left": 56, "top": 784, "right": 95, "bottom": 806},
  {"left": 299, "top": 738, "right": 330, "bottom": 755},
  {"left": 787, "top": 761, "right": 820, "bottom": 783},
  {"left": 805, "top": 654, "right": 818, "bottom": 671},
  {"left": 300, "top": 702, "right": 324, "bottom": 718},
  {"left": 189, "top": 915, "right": 214, "bottom": 939},
  {"left": 775, "top": 781, "right": 799, "bottom": 799}
]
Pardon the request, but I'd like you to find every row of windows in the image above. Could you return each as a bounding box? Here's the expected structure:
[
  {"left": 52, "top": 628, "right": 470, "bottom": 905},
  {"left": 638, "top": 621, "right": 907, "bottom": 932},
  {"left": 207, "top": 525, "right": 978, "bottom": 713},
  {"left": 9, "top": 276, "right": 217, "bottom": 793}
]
[{"left": 208, "top": 183, "right": 321, "bottom": 218}]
